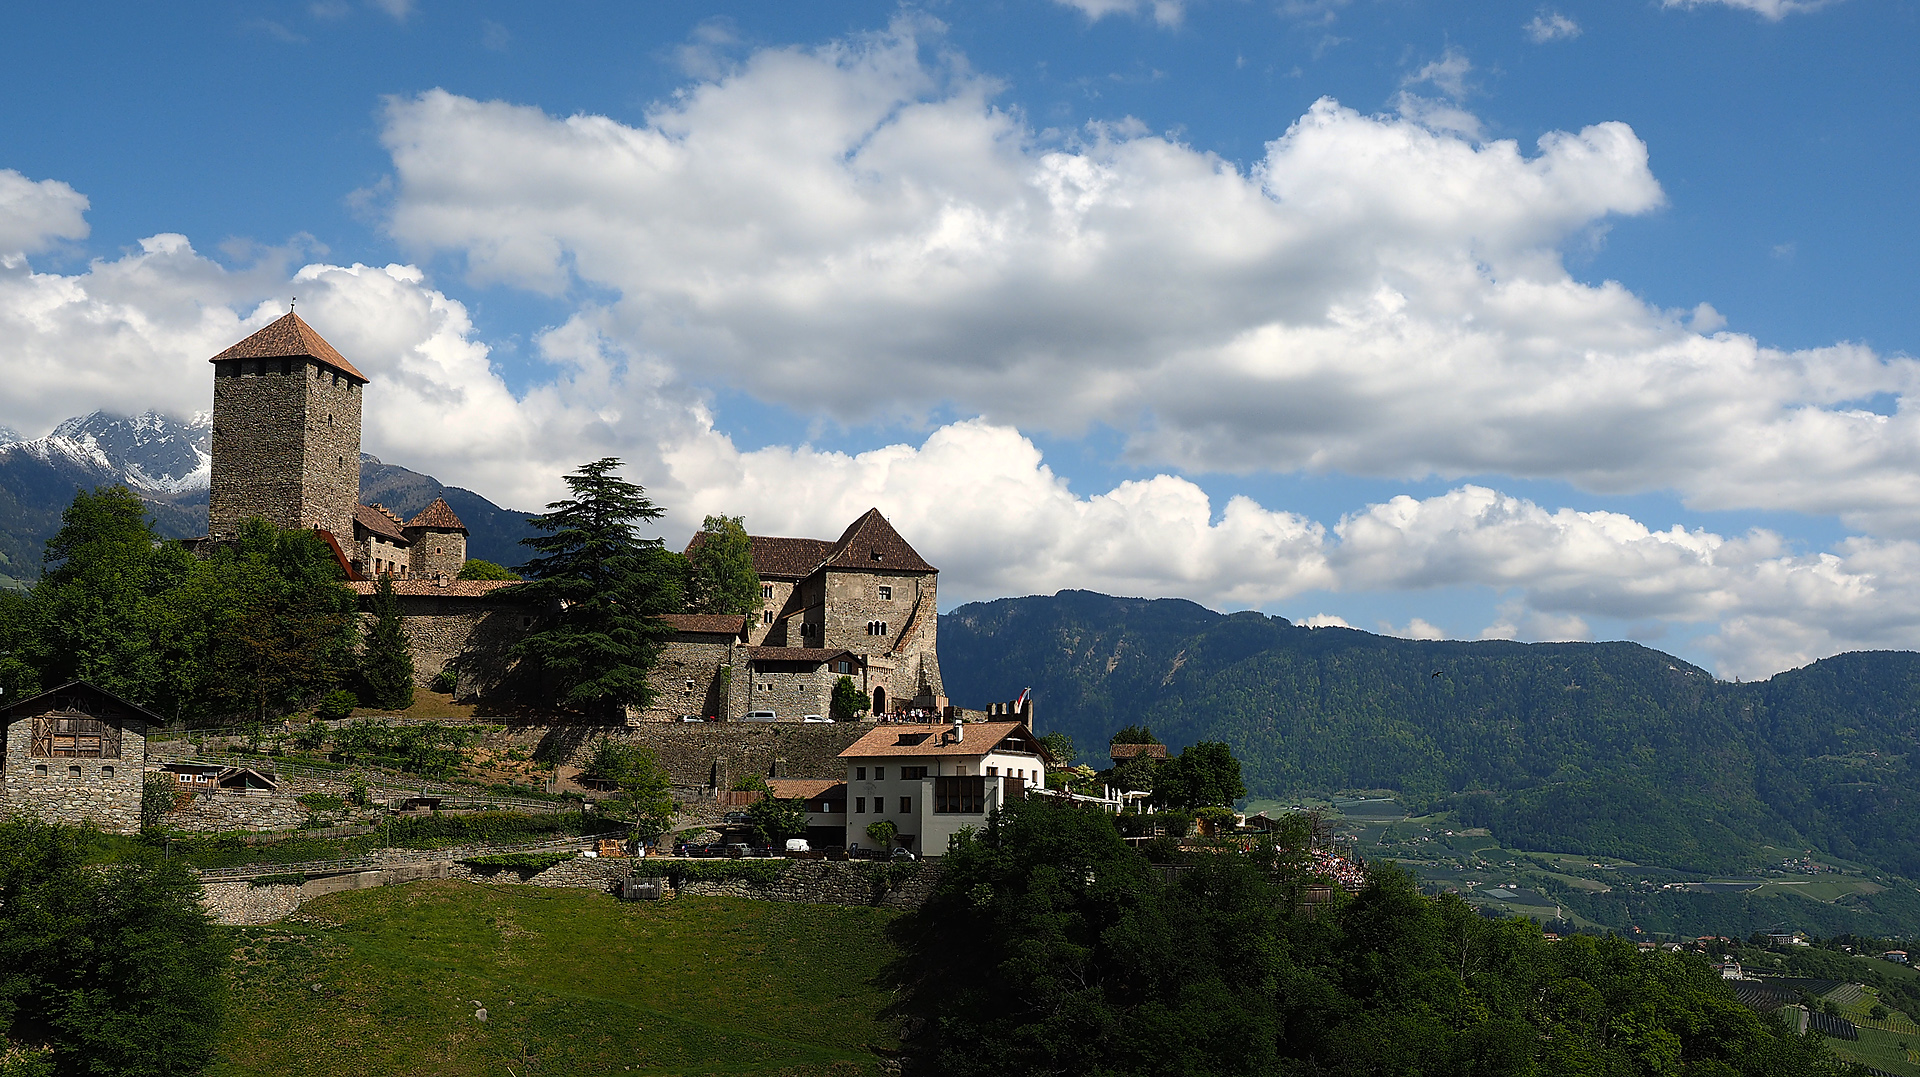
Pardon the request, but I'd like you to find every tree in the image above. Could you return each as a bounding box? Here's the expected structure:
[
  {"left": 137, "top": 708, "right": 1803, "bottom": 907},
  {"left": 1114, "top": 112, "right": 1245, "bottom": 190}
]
[
  {"left": 831, "top": 676, "right": 869, "bottom": 720},
  {"left": 686, "top": 514, "right": 759, "bottom": 616},
  {"left": 504, "top": 459, "right": 686, "bottom": 716},
  {"left": 1110, "top": 724, "right": 1161, "bottom": 745},
  {"left": 456, "top": 558, "right": 520, "bottom": 581},
  {"left": 1040, "top": 730, "right": 1075, "bottom": 764},
  {"left": 359, "top": 573, "right": 415, "bottom": 709},
  {"left": 200, "top": 520, "right": 358, "bottom": 722},
  {"left": 744, "top": 796, "right": 809, "bottom": 848},
  {"left": 583, "top": 738, "right": 674, "bottom": 841},
  {"left": 0, "top": 819, "right": 228, "bottom": 1076},
  {"left": 865, "top": 819, "right": 898, "bottom": 849},
  {"left": 1152, "top": 741, "right": 1246, "bottom": 810}
]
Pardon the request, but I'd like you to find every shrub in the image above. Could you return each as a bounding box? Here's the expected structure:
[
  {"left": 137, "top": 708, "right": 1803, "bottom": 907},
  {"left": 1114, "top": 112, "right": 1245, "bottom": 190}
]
[
  {"left": 291, "top": 724, "right": 329, "bottom": 752},
  {"left": 866, "top": 819, "right": 899, "bottom": 848},
  {"left": 315, "top": 689, "right": 359, "bottom": 722},
  {"left": 430, "top": 668, "right": 458, "bottom": 693},
  {"left": 297, "top": 793, "right": 345, "bottom": 815},
  {"left": 247, "top": 873, "right": 306, "bottom": 888},
  {"left": 462, "top": 852, "right": 574, "bottom": 871},
  {"left": 140, "top": 773, "right": 176, "bottom": 833}
]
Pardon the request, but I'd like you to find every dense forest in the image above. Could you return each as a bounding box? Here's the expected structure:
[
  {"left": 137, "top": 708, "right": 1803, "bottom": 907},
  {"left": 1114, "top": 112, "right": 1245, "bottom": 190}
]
[
  {"left": 891, "top": 799, "right": 1857, "bottom": 1077},
  {"left": 942, "top": 591, "right": 1920, "bottom": 877}
]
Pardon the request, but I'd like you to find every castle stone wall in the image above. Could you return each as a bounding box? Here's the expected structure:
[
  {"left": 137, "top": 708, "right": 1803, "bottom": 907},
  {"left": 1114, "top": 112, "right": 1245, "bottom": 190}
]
[
  {"left": 488, "top": 720, "right": 868, "bottom": 788},
  {"left": 374, "top": 595, "right": 533, "bottom": 690},
  {"left": 407, "top": 528, "right": 466, "bottom": 579},
  {"left": 822, "top": 568, "right": 943, "bottom": 705},
  {"left": 643, "top": 638, "right": 736, "bottom": 721}
]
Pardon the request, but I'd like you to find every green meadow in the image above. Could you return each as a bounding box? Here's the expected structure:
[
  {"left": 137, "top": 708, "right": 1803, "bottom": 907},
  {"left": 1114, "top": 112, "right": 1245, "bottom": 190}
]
[{"left": 214, "top": 881, "right": 899, "bottom": 1077}]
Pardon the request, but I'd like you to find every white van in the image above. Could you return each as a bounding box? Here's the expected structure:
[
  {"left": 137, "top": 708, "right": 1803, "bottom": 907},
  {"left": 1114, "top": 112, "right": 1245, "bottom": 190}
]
[{"left": 743, "top": 710, "right": 778, "bottom": 722}]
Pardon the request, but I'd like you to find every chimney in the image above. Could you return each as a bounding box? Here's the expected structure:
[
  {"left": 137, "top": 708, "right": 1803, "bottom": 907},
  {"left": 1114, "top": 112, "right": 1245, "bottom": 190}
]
[{"left": 950, "top": 716, "right": 964, "bottom": 744}]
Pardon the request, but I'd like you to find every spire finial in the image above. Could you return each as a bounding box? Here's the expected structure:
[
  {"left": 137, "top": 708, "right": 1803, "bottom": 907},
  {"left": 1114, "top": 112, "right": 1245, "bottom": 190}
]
[{"left": 290, "top": 296, "right": 296, "bottom": 313}]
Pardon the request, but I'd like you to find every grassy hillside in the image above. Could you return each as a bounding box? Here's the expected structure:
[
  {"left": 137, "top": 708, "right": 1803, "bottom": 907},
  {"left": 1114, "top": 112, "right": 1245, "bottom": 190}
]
[
  {"left": 942, "top": 591, "right": 1920, "bottom": 881},
  {"left": 216, "top": 882, "right": 898, "bottom": 1076}
]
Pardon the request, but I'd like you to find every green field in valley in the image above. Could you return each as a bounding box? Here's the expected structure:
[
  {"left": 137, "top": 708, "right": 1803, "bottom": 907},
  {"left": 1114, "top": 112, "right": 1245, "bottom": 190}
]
[{"left": 214, "top": 881, "right": 900, "bottom": 1077}]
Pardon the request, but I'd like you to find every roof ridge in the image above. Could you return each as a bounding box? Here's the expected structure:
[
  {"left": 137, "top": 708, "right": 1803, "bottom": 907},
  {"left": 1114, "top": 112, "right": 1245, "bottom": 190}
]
[{"left": 208, "top": 312, "right": 368, "bottom": 383}]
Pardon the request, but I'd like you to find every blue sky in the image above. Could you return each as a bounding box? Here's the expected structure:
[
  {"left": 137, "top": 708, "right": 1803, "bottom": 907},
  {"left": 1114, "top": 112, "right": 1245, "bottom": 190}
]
[{"left": 2, "top": 0, "right": 1917, "bottom": 678}]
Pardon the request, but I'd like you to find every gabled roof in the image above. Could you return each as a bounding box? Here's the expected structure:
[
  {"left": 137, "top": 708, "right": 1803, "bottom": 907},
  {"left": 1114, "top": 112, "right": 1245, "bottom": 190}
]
[
  {"left": 0, "top": 680, "right": 163, "bottom": 723},
  {"left": 660, "top": 613, "right": 750, "bottom": 637},
  {"left": 838, "top": 721, "right": 1050, "bottom": 761},
  {"left": 354, "top": 504, "right": 408, "bottom": 542},
  {"left": 209, "top": 312, "right": 368, "bottom": 383},
  {"left": 404, "top": 496, "right": 467, "bottom": 534},
  {"left": 683, "top": 510, "right": 934, "bottom": 579},
  {"left": 820, "top": 509, "right": 935, "bottom": 573},
  {"left": 684, "top": 532, "right": 837, "bottom": 579}
]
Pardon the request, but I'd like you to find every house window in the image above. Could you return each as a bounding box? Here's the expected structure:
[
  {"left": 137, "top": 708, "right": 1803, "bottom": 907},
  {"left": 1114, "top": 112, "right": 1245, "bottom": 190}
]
[
  {"left": 762, "top": 584, "right": 774, "bottom": 599},
  {"left": 866, "top": 621, "right": 889, "bottom": 636},
  {"left": 935, "top": 776, "right": 985, "bottom": 814},
  {"left": 67, "top": 766, "right": 81, "bottom": 780},
  {"left": 101, "top": 766, "right": 114, "bottom": 779},
  {"left": 874, "top": 767, "right": 886, "bottom": 780},
  {"left": 855, "top": 767, "right": 867, "bottom": 780},
  {"left": 763, "top": 610, "right": 774, "bottom": 624},
  {"left": 34, "top": 765, "right": 46, "bottom": 777},
  {"left": 855, "top": 797, "right": 866, "bottom": 813},
  {"left": 902, "top": 766, "right": 928, "bottom": 780},
  {"left": 956, "top": 765, "right": 968, "bottom": 776},
  {"left": 987, "top": 766, "right": 998, "bottom": 776},
  {"left": 878, "top": 585, "right": 892, "bottom": 600},
  {"left": 900, "top": 797, "right": 911, "bottom": 814}
]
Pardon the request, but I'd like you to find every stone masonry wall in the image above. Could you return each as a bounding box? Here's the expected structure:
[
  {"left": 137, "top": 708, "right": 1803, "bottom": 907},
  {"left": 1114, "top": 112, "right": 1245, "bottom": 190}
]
[
  {"left": 208, "top": 359, "right": 362, "bottom": 541},
  {"left": 643, "top": 638, "right": 736, "bottom": 721},
  {"left": 374, "top": 595, "right": 532, "bottom": 690},
  {"left": 823, "top": 568, "right": 943, "bottom": 705},
  {"left": 1, "top": 714, "right": 146, "bottom": 834},
  {"left": 408, "top": 528, "right": 465, "bottom": 579},
  {"left": 164, "top": 790, "right": 307, "bottom": 832},
  {"left": 489, "top": 721, "right": 869, "bottom": 788},
  {"left": 736, "top": 661, "right": 835, "bottom": 720}
]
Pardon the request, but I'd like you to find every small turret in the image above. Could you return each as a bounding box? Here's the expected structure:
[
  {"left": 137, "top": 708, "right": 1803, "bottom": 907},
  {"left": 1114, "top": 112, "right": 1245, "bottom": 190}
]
[{"left": 403, "top": 497, "right": 468, "bottom": 579}]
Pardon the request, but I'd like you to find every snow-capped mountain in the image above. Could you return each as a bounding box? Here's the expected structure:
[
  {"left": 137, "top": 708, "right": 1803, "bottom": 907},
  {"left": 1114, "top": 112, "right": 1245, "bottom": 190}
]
[
  {"left": 5, "top": 411, "right": 212, "bottom": 496},
  {"left": 0, "top": 425, "right": 20, "bottom": 450}
]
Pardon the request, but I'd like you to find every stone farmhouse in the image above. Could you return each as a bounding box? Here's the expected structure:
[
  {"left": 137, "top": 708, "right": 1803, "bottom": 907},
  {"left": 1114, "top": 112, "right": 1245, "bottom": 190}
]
[
  {"left": 0, "top": 681, "right": 156, "bottom": 834},
  {"left": 199, "top": 312, "right": 951, "bottom": 721}
]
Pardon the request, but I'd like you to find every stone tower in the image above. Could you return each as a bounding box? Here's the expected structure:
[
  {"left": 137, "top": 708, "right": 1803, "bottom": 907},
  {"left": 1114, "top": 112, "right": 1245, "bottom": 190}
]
[
  {"left": 206, "top": 313, "right": 367, "bottom": 542},
  {"left": 403, "top": 497, "right": 468, "bottom": 579}
]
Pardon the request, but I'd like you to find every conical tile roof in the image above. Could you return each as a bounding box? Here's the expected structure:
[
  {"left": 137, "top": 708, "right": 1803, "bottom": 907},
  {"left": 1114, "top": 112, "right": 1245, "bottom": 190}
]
[
  {"left": 820, "top": 508, "right": 935, "bottom": 572},
  {"left": 404, "top": 496, "right": 467, "bottom": 534},
  {"left": 209, "top": 312, "right": 367, "bottom": 383}
]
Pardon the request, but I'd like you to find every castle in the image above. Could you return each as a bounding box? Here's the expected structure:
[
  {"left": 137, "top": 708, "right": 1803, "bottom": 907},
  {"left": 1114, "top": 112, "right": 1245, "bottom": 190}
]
[{"left": 202, "top": 312, "right": 946, "bottom": 720}]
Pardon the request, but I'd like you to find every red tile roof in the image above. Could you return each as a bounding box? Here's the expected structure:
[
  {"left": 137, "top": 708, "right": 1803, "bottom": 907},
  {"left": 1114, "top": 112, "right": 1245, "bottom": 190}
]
[
  {"left": 1109, "top": 743, "right": 1168, "bottom": 760},
  {"left": 354, "top": 504, "right": 408, "bottom": 542},
  {"left": 838, "top": 721, "right": 1049, "bottom": 760},
  {"left": 820, "top": 509, "right": 935, "bottom": 573},
  {"left": 769, "top": 778, "right": 845, "bottom": 801},
  {"left": 659, "top": 613, "right": 749, "bottom": 636},
  {"left": 209, "top": 312, "right": 368, "bottom": 383},
  {"left": 347, "top": 579, "right": 521, "bottom": 598},
  {"left": 404, "top": 496, "right": 467, "bottom": 533},
  {"left": 683, "top": 510, "right": 934, "bottom": 579}
]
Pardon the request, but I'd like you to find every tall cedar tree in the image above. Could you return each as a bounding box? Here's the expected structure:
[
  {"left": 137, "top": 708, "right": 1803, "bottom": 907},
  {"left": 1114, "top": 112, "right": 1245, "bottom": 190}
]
[
  {"left": 360, "top": 573, "right": 415, "bottom": 709},
  {"left": 687, "top": 514, "right": 759, "bottom": 615},
  {"left": 506, "top": 459, "right": 686, "bottom": 716}
]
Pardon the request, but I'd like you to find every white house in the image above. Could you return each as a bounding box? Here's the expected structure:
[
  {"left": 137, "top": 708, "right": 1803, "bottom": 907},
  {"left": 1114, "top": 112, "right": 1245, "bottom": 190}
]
[{"left": 835, "top": 719, "right": 1054, "bottom": 856}]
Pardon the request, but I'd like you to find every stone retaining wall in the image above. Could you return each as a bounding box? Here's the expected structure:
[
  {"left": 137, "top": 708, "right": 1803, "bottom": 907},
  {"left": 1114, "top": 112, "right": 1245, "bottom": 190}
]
[
  {"left": 201, "top": 854, "right": 942, "bottom": 924},
  {"left": 489, "top": 721, "right": 869, "bottom": 789}
]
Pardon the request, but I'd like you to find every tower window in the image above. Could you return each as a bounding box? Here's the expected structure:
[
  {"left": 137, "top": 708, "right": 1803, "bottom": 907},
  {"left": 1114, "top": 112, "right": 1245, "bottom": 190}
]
[
  {"left": 871, "top": 551, "right": 883, "bottom": 561},
  {"left": 878, "top": 585, "right": 892, "bottom": 600},
  {"left": 761, "top": 584, "right": 773, "bottom": 599},
  {"left": 763, "top": 610, "right": 774, "bottom": 625},
  {"left": 867, "top": 621, "right": 889, "bottom": 636}
]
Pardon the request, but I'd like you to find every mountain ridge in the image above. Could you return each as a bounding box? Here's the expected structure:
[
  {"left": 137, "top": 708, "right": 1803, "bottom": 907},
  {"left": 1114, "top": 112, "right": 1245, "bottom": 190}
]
[{"left": 0, "top": 411, "right": 537, "bottom": 585}]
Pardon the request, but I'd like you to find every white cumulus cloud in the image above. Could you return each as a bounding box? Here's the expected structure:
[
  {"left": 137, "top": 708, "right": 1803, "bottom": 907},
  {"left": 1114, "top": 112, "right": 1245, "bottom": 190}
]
[
  {"left": 1662, "top": 0, "right": 1841, "bottom": 19},
  {"left": 372, "top": 20, "right": 1920, "bottom": 535},
  {"left": 1525, "top": 11, "right": 1582, "bottom": 42},
  {"left": 0, "top": 170, "right": 89, "bottom": 257}
]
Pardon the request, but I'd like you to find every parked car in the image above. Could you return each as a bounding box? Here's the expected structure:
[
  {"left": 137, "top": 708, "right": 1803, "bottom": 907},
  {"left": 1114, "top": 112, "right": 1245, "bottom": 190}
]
[
  {"left": 723, "top": 811, "right": 750, "bottom": 824},
  {"left": 801, "top": 714, "right": 832, "bottom": 723},
  {"left": 743, "top": 710, "right": 778, "bottom": 722},
  {"left": 889, "top": 848, "right": 918, "bottom": 862},
  {"left": 784, "top": 838, "right": 811, "bottom": 854},
  {"left": 724, "top": 843, "right": 751, "bottom": 858},
  {"left": 679, "top": 714, "right": 703, "bottom": 722}
]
